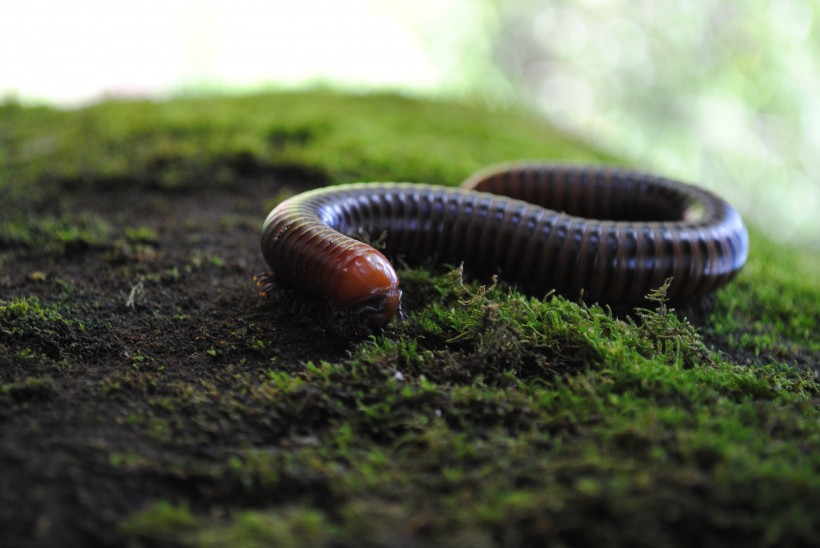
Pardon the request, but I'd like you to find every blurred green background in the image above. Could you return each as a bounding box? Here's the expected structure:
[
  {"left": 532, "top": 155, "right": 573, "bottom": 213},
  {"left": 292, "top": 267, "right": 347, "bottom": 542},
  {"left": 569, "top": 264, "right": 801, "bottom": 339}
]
[{"left": 3, "top": 0, "right": 818, "bottom": 246}]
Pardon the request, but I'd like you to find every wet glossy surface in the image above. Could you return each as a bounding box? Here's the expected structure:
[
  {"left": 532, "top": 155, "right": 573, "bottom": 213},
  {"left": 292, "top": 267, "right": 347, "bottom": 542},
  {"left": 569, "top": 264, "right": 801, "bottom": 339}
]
[{"left": 261, "top": 163, "right": 749, "bottom": 326}]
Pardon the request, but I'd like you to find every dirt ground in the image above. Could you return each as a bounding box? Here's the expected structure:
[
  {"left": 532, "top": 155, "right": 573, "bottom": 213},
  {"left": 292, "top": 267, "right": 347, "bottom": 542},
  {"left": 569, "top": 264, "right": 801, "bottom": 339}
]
[
  {"left": 1, "top": 167, "right": 327, "bottom": 542},
  {"left": 1, "top": 92, "right": 818, "bottom": 547}
]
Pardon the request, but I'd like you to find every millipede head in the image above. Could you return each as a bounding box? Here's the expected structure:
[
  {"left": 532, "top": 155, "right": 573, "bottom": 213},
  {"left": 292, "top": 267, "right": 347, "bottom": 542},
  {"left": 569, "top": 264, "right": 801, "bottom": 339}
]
[
  {"left": 330, "top": 249, "right": 401, "bottom": 328},
  {"left": 344, "top": 287, "right": 403, "bottom": 332}
]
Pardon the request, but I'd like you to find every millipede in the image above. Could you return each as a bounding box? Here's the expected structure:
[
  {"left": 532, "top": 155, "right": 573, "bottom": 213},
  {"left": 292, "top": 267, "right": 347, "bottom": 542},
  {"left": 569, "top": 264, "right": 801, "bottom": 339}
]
[{"left": 260, "top": 163, "right": 749, "bottom": 330}]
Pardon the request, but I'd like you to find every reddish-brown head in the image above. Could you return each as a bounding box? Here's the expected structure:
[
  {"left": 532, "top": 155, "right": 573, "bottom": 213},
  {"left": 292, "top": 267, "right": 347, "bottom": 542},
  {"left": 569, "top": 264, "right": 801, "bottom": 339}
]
[{"left": 330, "top": 248, "right": 401, "bottom": 328}]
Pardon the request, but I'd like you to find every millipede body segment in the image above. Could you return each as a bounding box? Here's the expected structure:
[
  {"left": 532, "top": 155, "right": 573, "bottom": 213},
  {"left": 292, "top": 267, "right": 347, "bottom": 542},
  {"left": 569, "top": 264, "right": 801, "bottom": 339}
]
[{"left": 261, "top": 163, "right": 749, "bottom": 328}]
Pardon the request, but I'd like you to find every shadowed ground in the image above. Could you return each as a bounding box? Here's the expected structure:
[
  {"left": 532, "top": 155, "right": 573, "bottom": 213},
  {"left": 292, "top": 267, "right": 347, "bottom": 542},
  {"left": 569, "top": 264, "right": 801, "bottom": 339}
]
[{"left": 1, "top": 91, "right": 818, "bottom": 547}]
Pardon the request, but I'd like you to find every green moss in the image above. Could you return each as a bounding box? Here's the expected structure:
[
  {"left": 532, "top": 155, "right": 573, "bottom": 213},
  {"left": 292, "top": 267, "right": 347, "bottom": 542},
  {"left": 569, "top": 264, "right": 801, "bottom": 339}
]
[
  {"left": 119, "top": 501, "right": 200, "bottom": 545},
  {"left": 211, "top": 262, "right": 818, "bottom": 544},
  {"left": 0, "top": 91, "right": 611, "bottom": 204},
  {"left": 108, "top": 452, "right": 145, "bottom": 469},
  {"left": 124, "top": 226, "right": 159, "bottom": 244},
  {"left": 1, "top": 90, "right": 818, "bottom": 547},
  {"left": 195, "top": 507, "right": 329, "bottom": 548},
  {"left": 705, "top": 226, "right": 820, "bottom": 368},
  {"left": 0, "top": 296, "right": 73, "bottom": 348},
  {"left": 1, "top": 376, "right": 55, "bottom": 400},
  {"left": 1, "top": 213, "right": 112, "bottom": 254},
  {"left": 155, "top": 264, "right": 815, "bottom": 545},
  {"left": 0, "top": 295, "right": 63, "bottom": 321}
]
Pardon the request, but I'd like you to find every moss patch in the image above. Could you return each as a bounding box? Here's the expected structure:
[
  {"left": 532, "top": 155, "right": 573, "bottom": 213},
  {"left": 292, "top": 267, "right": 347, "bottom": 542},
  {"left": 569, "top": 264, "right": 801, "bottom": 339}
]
[{"left": 0, "top": 90, "right": 818, "bottom": 547}]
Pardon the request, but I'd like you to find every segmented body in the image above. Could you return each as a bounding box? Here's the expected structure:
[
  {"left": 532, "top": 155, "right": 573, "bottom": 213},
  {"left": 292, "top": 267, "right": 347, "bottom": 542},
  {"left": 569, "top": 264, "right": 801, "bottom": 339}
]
[{"left": 261, "top": 163, "right": 749, "bottom": 328}]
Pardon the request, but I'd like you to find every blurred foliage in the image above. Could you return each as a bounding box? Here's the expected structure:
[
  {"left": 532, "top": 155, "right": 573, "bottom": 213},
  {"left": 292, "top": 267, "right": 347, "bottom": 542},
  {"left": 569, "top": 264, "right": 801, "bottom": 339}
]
[
  {"left": 4, "top": 1, "right": 817, "bottom": 244},
  {"left": 478, "top": 0, "right": 820, "bottom": 246},
  {"left": 380, "top": 0, "right": 820, "bottom": 246}
]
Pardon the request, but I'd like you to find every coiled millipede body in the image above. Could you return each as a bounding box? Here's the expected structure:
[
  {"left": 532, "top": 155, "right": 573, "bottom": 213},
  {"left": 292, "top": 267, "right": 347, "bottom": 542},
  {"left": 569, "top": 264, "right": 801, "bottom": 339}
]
[{"left": 261, "top": 163, "right": 749, "bottom": 329}]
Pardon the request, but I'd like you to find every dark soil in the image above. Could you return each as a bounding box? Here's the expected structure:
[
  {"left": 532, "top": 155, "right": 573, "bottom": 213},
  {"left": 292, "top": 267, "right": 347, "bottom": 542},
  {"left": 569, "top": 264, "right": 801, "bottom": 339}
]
[
  {"left": 1, "top": 91, "right": 818, "bottom": 548},
  {"left": 2, "top": 171, "right": 333, "bottom": 545}
]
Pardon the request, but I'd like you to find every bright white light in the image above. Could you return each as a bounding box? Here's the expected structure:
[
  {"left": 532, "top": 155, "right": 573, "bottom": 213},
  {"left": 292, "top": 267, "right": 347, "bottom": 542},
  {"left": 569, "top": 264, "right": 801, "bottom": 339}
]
[
  {"left": 0, "top": 0, "right": 459, "bottom": 105},
  {"left": 1, "top": 1, "right": 186, "bottom": 103}
]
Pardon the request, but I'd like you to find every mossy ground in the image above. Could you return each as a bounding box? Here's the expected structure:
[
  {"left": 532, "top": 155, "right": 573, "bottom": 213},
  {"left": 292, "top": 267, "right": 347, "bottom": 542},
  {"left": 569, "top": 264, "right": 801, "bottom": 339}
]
[{"left": 1, "top": 91, "right": 817, "bottom": 547}]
